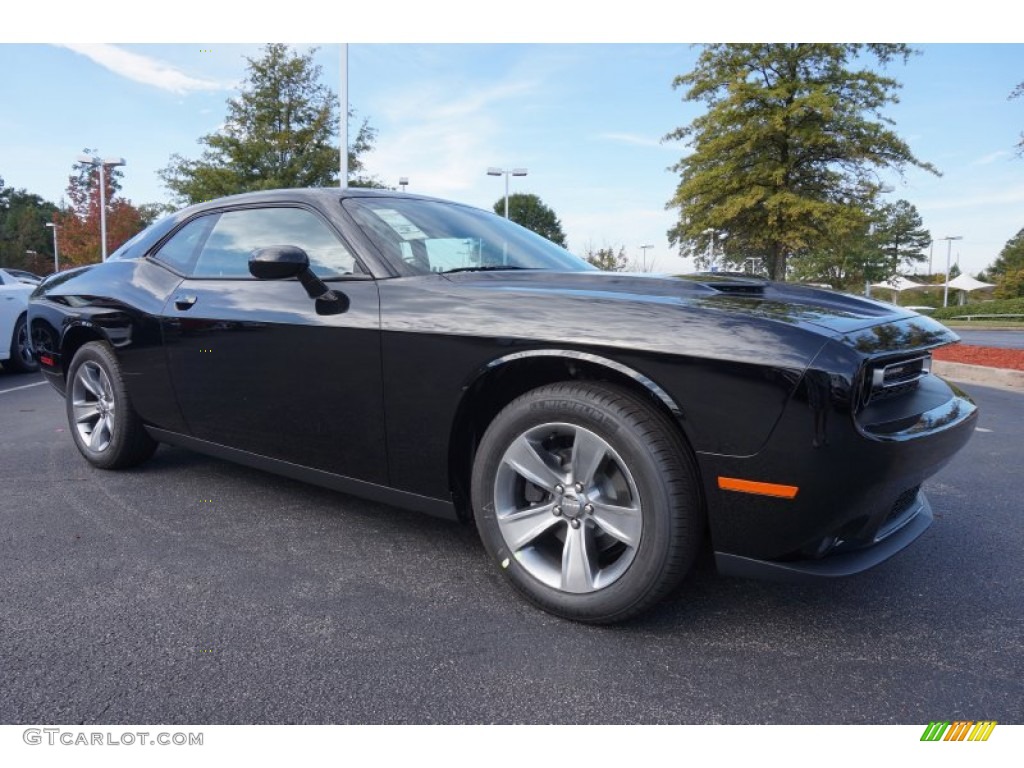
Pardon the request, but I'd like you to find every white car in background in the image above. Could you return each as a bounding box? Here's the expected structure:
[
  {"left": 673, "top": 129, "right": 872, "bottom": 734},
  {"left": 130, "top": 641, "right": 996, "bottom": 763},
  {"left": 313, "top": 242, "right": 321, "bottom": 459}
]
[{"left": 0, "top": 268, "right": 39, "bottom": 373}]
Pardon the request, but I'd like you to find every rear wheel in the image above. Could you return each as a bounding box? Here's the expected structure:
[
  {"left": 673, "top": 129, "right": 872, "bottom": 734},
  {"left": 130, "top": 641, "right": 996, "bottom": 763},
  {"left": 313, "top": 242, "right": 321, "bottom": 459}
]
[
  {"left": 66, "top": 341, "right": 157, "bottom": 469},
  {"left": 471, "top": 381, "right": 703, "bottom": 623}
]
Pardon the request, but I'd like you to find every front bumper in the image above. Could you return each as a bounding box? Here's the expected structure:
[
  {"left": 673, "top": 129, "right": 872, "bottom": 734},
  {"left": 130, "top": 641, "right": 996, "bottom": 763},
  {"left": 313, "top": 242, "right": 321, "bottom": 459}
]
[
  {"left": 700, "top": 370, "right": 976, "bottom": 578},
  {"left": 714, "top": 489, "right": 933, "bottom": 581}
]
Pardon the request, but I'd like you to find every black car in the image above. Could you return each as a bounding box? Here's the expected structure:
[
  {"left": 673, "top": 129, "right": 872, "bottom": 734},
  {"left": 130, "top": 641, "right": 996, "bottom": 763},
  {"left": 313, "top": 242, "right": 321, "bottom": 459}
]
[{"left": 28, "top": 189, "right": 977, "bottom": 622}]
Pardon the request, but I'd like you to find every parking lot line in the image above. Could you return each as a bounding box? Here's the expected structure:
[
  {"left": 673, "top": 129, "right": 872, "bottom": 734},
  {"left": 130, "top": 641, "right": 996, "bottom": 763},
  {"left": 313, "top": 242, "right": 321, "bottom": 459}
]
[{"left": 0, "top": 381, "right": 47, "bottom": 395}]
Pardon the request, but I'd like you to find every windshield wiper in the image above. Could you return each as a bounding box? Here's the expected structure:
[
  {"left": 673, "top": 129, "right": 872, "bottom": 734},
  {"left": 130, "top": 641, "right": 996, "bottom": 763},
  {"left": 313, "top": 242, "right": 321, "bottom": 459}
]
[{"left": 442, "top": 266, "right": 538, "bottom": 274}]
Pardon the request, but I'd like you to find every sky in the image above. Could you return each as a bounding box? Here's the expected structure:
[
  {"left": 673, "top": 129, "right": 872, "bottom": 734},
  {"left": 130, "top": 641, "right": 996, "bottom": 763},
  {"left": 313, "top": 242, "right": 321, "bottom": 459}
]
[{"left": 1, "top": 5, "right": 1021, "bottom": 277}]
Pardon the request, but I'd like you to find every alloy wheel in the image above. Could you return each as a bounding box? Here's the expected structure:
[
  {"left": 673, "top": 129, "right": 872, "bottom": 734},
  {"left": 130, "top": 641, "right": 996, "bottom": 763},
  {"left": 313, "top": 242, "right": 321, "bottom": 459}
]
[
  {"left": 493, "top": 422, "right": 643, "bottom": 593},
  {"left": 71, "top": 361, "right": 117, "bottom": 452}
]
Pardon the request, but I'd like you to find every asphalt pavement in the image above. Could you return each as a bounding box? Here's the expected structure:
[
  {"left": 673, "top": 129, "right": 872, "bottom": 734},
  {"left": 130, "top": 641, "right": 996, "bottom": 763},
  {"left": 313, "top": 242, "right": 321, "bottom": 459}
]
[
  {"left": 1, "top": 370, "right": 1021, "bottom": 724},
  {"left": 951, "top": 328, "right": 1024, "bottom": 349}
]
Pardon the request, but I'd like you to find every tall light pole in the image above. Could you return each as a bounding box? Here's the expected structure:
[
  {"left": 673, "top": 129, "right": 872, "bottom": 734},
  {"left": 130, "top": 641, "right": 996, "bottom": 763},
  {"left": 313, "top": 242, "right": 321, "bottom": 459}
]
[
  {"left": 939, "top": 235, "right": 963, "bottom": 307},
  {"left": 45, "top": 222, "right": 59, "bottom": 273},
  {"left": 487, "top": 167, "right": 528, "bottom": 218},
  {"left": 638, "top": 244, "right": 654, "bottom": 271},
  {"left": 77, "top": 154, "right": 126, "bottom": 261},
  {"left": 702, "top": 228, "right": 727, "bottom": 271},
  {"left": 339, "top": 44, "right": 348, "bottom": 190}
]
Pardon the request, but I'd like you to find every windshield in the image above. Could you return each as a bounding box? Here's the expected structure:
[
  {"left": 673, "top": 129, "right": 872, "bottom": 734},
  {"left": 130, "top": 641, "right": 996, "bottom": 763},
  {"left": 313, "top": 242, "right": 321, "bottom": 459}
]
[{"left": 343, "top": 197, "right": 594, "bottom": 275}]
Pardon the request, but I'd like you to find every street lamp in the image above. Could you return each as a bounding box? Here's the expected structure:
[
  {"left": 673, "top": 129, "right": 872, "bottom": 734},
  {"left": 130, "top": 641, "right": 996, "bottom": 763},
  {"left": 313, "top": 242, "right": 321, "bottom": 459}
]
[
  {"left": 638, "top": 244, "right": 654, "bottom": 271},
  {"left": 938, "top": 235, "right": 963, "bottom": 307},
  {"left": 398, "top": 177, "right": 409, "bottom": 192},
  {"left": 76, "top": 154, "right": 126, "bottom": 261},
  {"left": 45, "top": 222, "right": 59, "bottom": 273},
  {"left": 487, "top": 167, "right": 528, "bottom": 218},
  {"left": 702, "top": 228, "right": 727, "bottom": 271}
]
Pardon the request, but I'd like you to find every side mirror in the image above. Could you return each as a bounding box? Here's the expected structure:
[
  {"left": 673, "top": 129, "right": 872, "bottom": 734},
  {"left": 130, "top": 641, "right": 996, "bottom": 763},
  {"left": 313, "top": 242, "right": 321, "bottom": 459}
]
[
  {"left": 249, "top": 244, "right": 350, "bottom": 315},
  {"left": 249, "top": 246, "right": 310, "bottom": 280}
]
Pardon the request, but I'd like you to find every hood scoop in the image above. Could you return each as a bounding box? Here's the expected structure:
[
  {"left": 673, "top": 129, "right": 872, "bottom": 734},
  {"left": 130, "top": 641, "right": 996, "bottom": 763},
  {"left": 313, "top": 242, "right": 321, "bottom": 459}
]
[{"left": 695, "top": 274, "right": 768, "bottom": 295}]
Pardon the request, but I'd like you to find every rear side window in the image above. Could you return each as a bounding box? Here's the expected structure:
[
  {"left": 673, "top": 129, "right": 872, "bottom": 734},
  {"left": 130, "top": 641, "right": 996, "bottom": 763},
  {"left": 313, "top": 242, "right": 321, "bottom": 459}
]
[
  {"left": 152, "top": 215, "right": 217, "bottom": 274},
  {"left": 191, "top": 207, "right": 361, "bottom": 279}
]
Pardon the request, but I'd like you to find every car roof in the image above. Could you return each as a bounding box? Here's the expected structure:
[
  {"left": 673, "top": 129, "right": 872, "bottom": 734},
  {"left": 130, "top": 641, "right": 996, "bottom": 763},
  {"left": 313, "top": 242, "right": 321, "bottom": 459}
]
[{"left": 178, "top": 187, "right": 461, "bottom": 219}]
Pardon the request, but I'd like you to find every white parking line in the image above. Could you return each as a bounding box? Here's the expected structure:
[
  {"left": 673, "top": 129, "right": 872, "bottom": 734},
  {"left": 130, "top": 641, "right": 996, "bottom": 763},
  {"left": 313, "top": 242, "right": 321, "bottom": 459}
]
[{"left": 0, "top": 381, "right": 47, "bottom": 395}]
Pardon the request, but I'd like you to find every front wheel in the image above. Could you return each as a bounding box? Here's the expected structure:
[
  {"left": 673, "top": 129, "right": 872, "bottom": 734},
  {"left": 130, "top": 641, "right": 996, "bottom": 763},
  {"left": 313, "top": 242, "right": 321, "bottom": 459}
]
[
  {"left": 471, "top": 382, "right": 703, "bottom": 623},
  {"left": 66, "top": 341, "right": 157, "bottom": 469}
]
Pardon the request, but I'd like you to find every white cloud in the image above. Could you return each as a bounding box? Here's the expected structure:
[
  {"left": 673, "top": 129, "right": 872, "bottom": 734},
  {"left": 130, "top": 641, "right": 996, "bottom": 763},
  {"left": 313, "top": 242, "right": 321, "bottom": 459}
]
[
  {"left": 971, "top": 149, "right": 1012, "bottom": 166},
  {"left": 58, "top": 44, "right": 226, "bottom": 95},
  {"left": 918, "top": 184, "right": 1024, "bottom": 211},
  {"left": 367, "top": 78, "right": 540, "bottom": 195},
  {"left": 560, "top": 206, "right": 680, "bottom": 267},
  {"left": 597, "top": 132, "right": 679, "bottom": 151}
]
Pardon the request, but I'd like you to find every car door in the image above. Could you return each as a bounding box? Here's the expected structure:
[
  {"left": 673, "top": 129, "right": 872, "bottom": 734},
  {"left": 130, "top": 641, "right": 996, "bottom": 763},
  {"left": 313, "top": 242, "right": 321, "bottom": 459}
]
[
  {"left": 0, "top": 271, "right": 31, "bottom": 363},
  {"left": 157, "top": 205, "right": 388, "bottom": 484}
]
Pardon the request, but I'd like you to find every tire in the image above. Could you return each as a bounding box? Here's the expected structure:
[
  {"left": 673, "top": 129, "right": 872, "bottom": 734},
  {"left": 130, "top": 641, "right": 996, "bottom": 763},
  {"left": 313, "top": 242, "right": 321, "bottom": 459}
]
[
  {"left": 471, "top": 381, "right": 703, "bottom": 623},
  {"left": 7, "top": 314, "right": 40, "bottom": 373},
  {"left": 65, "top": 341, "right": 157, "bottom": 469}
]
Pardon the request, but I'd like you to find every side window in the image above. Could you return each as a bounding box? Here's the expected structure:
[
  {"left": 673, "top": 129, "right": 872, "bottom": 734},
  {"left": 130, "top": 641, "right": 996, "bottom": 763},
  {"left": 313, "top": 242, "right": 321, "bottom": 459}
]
[
  {"left": 152, "top": 215, "right": 217, "bottom": 274},
  {"left": 191, "top": 207, "right": 361, "bottom": 279}
]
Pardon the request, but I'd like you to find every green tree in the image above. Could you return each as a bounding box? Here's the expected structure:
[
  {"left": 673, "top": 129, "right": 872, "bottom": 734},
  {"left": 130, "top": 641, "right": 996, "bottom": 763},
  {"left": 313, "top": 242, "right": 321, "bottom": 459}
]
[
  {"left": 790, "top": 216, "right": 875, "bottom": 289},
  {"left": 872, "top": 199, "right": 931, "bottom": 275},
  {"left": 54, "top": 154, "right": 146, "bottom": 267},
  {"left": 665, "top": 44, "right": 938, "bottom": 281},
  {"left": 987, "top": 228, "right": 1024, "bottom": 297},
  {"left": 138, "top": 202, "right": 175, "bottom": 226},
  {"left": 494, "top": 193, "right": 567, "bottom": 247},
  {"left": 786, "top": 200, "right": 928, "bottom": 290},
  {"left": 0, "top": 176, "right": 58, "bottom": 272},
  {"left": 161, "top": 44, "right": 379, "bottom": 205},
  {"left": 584, "top": 244, "right": 629, "bottom": 271},
  {"left": 1012, "top": 81, "right": 1024, "bottom": 155}
]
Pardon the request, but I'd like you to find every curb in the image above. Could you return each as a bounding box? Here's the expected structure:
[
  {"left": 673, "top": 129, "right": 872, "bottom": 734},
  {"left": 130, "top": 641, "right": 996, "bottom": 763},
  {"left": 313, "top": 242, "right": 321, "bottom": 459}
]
[{"left": 932, "top": 360, "right": 1024, "bottom": 391}]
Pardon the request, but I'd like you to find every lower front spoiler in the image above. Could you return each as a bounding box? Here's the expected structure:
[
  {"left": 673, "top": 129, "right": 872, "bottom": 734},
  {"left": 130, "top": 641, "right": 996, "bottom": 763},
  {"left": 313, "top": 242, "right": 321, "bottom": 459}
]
[{"left": 714, "top": 491, "right": 934, "bottom": 583}]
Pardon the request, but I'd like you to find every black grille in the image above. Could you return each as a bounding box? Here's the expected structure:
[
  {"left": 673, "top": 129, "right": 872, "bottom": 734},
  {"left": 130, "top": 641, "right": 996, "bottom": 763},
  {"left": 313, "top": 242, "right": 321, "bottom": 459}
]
[
  {"left": 887, "top": 485, "right": 921, "bottom": 524},
  {"left": 861, "top": 354, "right": 932, "bottom": 406}
]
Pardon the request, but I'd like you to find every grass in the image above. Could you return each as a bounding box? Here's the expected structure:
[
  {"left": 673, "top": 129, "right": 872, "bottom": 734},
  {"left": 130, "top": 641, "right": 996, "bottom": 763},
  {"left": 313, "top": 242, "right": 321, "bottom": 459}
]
[
  {"left": 941, "top": 320, "right": 1024, "bottom": 329},
  {"left": 929, "top": 296, "right": 1024, "bottom": 321}
]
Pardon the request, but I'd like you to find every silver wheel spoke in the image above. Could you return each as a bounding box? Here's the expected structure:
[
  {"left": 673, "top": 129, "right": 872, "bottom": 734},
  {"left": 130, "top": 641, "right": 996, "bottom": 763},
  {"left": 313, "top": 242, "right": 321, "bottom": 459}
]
[
  {"left": 570, "top": 426, "right": 608, "bottom": 488},
  {"left": 498, "top": 502, "right": 562, "bottom": 551},
  {"left": 590, "top": 499, "right": 642, "bottom": 547},
  {"left": 561, "top": 523, "right": 596, "bottom": 592},
  {"left": 79, "top": 365, "right": 103, "bottom": 398},
  {"left": 503, "top": 434, "right": 564, "bottom": 492},
  {"left": 89, "top": 415, "right": 109, "bottom": 450},
  {"left": 73, "top": 402, "right": 101, "bottom": 424}
]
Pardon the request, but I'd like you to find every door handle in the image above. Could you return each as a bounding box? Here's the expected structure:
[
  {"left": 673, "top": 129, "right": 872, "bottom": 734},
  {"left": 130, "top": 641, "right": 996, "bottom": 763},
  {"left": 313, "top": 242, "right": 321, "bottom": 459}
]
[{"left": 174, "top": 294, "right": 198, "bottom": 310}]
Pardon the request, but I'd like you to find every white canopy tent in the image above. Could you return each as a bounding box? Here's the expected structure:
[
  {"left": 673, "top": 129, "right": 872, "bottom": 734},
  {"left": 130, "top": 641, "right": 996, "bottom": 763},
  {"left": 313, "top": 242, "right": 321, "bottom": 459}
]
[
  {"left": 945, "top": 274, "right": 996, "bottom": 291},
  {"left": 868, "top": 276, "right": 930, "bottom": 304},
  {"left": 941, "top": 274, "right": 997, "bottom": 306}
]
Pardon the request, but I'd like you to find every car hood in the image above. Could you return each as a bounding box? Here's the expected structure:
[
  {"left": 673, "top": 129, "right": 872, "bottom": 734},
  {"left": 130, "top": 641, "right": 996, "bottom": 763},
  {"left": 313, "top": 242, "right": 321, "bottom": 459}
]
[{"left": 442, "top": 270, "right": 937, "bottom": 336}]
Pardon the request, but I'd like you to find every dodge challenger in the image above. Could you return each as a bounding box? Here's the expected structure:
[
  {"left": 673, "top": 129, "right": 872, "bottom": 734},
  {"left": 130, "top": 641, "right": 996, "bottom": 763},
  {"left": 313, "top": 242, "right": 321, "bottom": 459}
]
[{"left": 28, "top": 189, "right": 977, "bottom": 622}]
